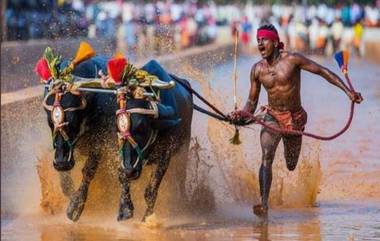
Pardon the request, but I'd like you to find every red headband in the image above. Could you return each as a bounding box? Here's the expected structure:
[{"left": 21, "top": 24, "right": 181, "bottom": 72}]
[{"left": 257, "top": 29, "right": 284, "bottom": 49}]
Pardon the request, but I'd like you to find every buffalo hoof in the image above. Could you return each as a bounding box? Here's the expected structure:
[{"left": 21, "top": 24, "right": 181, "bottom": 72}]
[
  {"left": 117, "top": 207, "right": 133, "bottom": 221},
  {"left": 142, "top": 209, "right": 153, "bottom": 222},
  {"left": 66, "top": 187, "right": 88, "bottom": 222},
  {"left": 253, "top": 204, "right": 268, "bottom": 218}
]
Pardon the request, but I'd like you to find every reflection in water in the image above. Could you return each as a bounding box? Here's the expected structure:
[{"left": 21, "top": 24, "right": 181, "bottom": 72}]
[
  {"left": 5, "top": 203, "right": 379, "bottom": 241},
  {"left": 1, "top": 204, "right": 336, "bottom": 241},
  {"left": 3, "top": 204, "right": 378, "bottom": 241}
]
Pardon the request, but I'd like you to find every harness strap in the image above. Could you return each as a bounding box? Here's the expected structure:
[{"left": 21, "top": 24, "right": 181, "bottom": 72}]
[
  {"left": 125, "top": 101, "right": 159, "bottom": 118},
  {"left": 44, "top": 88, "right": 87, "bottom": 113},
  {"left": 43, "top": 91, "right": 55, "bottom": 111},
  {"left": 142, "top": 129, "right": 158, "bottom": 153},
  {"left": 133, "top": 129, "right": 158, "bottom": 168},
  {"left": 117, "top": 99, "right": 160, "bottom": 170},
  {"left": 170, "top": 73, "right": 228, "bottom": 120},
  {"left": 127, "top": 108, "right": 158, "bottom": 119},
  {"left": 169, "top": 72, "right": 358, "bottom": 141},
  {"left": 64, "top": 97, "right": 87, "bottom": 112},
  {"left": 118, "top": 129, "right": 158, "bottom": 169},
  {"left": 52, "top": 122, "right": 85, "bottom": 149}
]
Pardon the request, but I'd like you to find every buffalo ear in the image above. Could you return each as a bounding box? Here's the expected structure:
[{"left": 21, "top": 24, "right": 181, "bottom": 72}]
[{"left": 151, "top": 118, "right": 182, "bottom": 130}]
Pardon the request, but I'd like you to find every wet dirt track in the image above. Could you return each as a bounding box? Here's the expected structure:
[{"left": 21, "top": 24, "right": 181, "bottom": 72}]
[{"left": 1, "top": 53, "right": 380, "bottom": 240}]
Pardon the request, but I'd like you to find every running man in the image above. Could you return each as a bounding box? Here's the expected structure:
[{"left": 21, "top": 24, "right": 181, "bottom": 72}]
[{"left": 230, "top": 24, "right": 363, "bottom": 217}]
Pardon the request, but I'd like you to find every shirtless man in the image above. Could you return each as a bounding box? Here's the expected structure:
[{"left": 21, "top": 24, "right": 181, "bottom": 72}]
[{"left": 231, "top": 24, "right": 363, "bottom": 217}]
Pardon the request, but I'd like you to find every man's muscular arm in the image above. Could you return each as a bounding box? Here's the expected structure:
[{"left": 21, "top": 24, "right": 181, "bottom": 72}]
[
  {"left": 293, "top": 53, "right": 363, "bottom": 103},
  {"left": 243, "top": 63, "right": 261, "bottom": 114},
  {"left": 229, "top": 63, "right": 261, "bottom": 123}
]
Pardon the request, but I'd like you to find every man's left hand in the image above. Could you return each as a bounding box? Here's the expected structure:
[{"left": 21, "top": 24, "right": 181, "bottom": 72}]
[
  {"left": 348, "top": 91, "right": 363, "bottom": 104},
  {"left": 227, "top": 110, "right": 254, "bottom": 126}
]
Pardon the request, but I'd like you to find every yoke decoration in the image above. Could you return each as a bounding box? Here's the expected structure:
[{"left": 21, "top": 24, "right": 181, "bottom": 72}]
[
  {"left": 34, "top": 42, "right": 173, "bottom": 101},
  {"left": 35, "top": 41, "right": 96, "bottom": 92}
]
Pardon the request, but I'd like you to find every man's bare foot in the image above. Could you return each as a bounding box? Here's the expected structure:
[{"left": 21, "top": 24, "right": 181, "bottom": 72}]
[{"left": 253, "top": 204, "right": 268, "bottom": 217}]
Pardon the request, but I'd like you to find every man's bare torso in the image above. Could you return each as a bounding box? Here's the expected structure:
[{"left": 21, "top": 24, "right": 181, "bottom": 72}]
[{"left": 256, "top": 52, "right": 302, "bottom": 112}]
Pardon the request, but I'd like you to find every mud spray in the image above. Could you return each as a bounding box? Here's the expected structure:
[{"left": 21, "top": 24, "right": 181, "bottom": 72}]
[
  {"left": 4, "top": 42, "right": 380, "bottom": 240},
  {"left": 31, "top": 51, "right": 322, "bottom": 225}
]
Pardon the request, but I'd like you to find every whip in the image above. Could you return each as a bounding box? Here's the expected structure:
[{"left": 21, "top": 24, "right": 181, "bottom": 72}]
[{"left": 230, "top": 30, "right": 241, "bottom": 145}]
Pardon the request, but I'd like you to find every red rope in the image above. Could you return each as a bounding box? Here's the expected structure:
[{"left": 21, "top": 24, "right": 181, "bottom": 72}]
[
  {"left": 172, "top": 71, "right": 357, "bottom": 141},
  {"left": 242, "top": 73, "right": 356, "bottom": 141},
  {"left": 243, "top": 102, "right": 354, "bottom": 140}
]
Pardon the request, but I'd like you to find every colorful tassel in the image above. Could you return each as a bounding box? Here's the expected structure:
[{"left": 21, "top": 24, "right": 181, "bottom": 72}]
[
  {"left": 230, "top": 127, "right": 241, "bottom": 145},
  {"left": 72, "top": 41, "right": 96, "bottom": 65},
  {"left": 343, "top": 49, "right": 350, "bottom": 73},
  {"left": 113, "top": 51, "right": 124, "bottom": 59},
  {"left": 343, "top": 49, "right": 350, "bottom": 66},
  {"left": 334, "top": 51, "right": 344, "bottom": 70},
  {"left": 107, "top": 57, "right": 128, "bottom": 85},
  {"left": 34, "top": 58, "right": 52, "bottom": 82},
  {"left": 335, "top": 50, "right": 350, "bottom": 74}
]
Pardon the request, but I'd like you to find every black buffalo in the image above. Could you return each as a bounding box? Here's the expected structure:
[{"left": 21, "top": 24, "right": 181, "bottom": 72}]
[
  {"left": 116, "top": 60, "right": 193, "bottom": 221},
  {"left": 42, "top": 58, "right": 193, "bottom": 222},
  {"left": 42, "top": 56, "right": 109, "bottom": 220}
]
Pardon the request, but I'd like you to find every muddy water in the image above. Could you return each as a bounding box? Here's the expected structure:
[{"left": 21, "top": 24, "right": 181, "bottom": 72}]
[{"left": 2, "top": 54, "right": 380, "bottom": 240}]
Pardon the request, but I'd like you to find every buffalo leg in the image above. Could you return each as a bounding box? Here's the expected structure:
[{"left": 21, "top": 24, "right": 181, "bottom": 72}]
[
  {"left": 59, "top": 171, "right": 75, "bottom": 197},
  {"left": 142, "top": 156, "right": 170, "bottom": 222},
  {"left": 66, "top": 152, "right": 99, "bottom": 222},
  {"left": 117, "top": 167, "right": 134, "bottom": 221}
]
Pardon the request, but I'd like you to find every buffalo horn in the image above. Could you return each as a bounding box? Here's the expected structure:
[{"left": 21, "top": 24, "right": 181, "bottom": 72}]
[
  {"left": 42, "top": 91, "right": 55, "bottom": 111},
  {"left": 140, "top": 78, "right": 176, "bottom": 89}
]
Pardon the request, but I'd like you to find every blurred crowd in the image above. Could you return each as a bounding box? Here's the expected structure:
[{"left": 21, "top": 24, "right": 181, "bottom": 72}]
[
  {"left": 4, "top": 0, "right": 220, "bottom": 56},
  {"left": 231, "top": 3, "right": 380, "bottom": 56},
  {"left": 4, "top": 1, "right": 380, "bottom": 57},
  {"left": 5, "top": 0, "right": 89, "bottom": 40},
  {"left": 106, "top": 1, "right": 219, "bottom": 56}
]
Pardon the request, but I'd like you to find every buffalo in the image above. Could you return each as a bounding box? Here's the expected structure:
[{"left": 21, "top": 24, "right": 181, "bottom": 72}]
[
  {"left": 38, "top": 49, "right": 193, "bottom": 221},
  {"left": 115, "top": 60, "right": 193, "bottom": 221}
]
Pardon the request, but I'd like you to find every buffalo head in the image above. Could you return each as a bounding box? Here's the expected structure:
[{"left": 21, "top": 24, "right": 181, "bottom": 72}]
[
  {"left": 116, "top": 95, "right": 181, "bottom": 180},
  {"left": 43, "top": 86, "right": 87, "bottom": 171}
]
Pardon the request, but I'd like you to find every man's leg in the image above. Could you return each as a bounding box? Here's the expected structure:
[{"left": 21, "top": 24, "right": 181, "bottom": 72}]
[
  {"left": 255, "top": 123, "right": 281, "bottom": 216},
  {"left": 283, "top": 135, "right": 302, "bottom": 171}
]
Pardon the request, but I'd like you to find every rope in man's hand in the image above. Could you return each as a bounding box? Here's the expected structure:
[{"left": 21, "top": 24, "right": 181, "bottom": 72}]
[{"left": 172, "top": 50, "right": 361, "bottom": 142}]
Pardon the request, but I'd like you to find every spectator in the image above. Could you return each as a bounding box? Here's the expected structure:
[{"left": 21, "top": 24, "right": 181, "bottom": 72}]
[
  {"left": 179, "top": 15, "right": 190, "bottom": 49},
  {"left": 207, "top": 17, "right": 217, "bottom": 43},
  {"left": 365, "top": 4, "right": 380, "bottom": 27},
  {"left": 316, "top": 19, "right": 329, "bottom": 55},
  {"left": 240, "top": 16, "right": 252, "bottom": 48},
  {"left": 4, "top": 1, "right": 373, "bottom": 59},
  {"left": 341, "top": 4, "right": 352, "bottom": 27},
  {"left": 231, "top": 20, "right": 239, "bottom": 40},
  {"left": 123, "top": 17, "right": 138, "bottom": 56},
  {"left": 351, "top": 3, "right": 364, "bottom": 25},
  {"left": 187, "top": 15, "right": 198, "bottom": 47},
  {"left": 353, "top": 20, "right": 364, "bottom": 57},
  {"left": 331, "top": 16, "right": 344, "bottom": 52},
  {"left": 309, "top": 18, "right": 320, "bottom": 53},
  {"left": 295, "top": 21, "right": 309, "bottom": 52}
]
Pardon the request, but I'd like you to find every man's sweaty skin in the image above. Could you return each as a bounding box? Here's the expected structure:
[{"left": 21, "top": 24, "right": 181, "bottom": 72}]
[
  {"left": 231, "top": 24, "right": 363, "bottom": 218},
  {"left": 244, "top": 41, "right": 361, "bottom": 114}
]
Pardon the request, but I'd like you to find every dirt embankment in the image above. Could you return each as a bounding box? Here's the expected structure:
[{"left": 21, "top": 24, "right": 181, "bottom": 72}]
[{"left": 1, "top": 38, "right": 116, "bottom": 93}]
